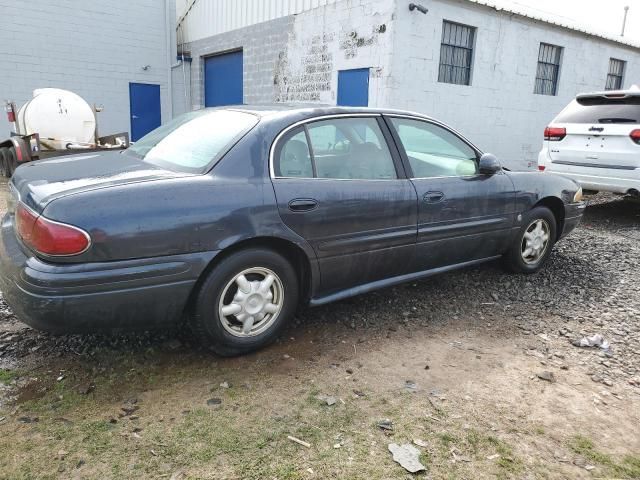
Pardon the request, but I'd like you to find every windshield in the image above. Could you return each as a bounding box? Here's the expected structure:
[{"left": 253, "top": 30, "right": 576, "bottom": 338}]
[
  {"left": 126, "top": 110, "right": 259, "bottom": 173},
  {"left": 554, "top": 98, "right": 640, "bottom": 124}
]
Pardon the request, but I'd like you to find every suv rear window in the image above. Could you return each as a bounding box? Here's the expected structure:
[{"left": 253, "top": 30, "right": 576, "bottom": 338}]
[{"left": 554, "top": 97, "right": 640, "bottom": 124}]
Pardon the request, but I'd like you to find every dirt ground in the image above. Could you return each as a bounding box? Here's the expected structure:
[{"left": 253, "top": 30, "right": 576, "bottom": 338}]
[{"left": 0, "top": 176, "right": 639, "bottom": 479}]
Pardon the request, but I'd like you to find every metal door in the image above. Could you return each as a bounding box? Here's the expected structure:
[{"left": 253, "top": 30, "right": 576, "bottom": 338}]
[
  {"left": 385, "top": 115, "right": 516, "bottom": 271},
  {"left": 129, "top": 83, "right": 161, "bottom": 142},
  {"left": 270, "top": 115, "right": 417, "bottom": 294},
  {"left": 337, "top": 68, "right": 370, "bottom": 107},
  {"left": 204, "top": 50, "right": 243, "bottom": 107}
]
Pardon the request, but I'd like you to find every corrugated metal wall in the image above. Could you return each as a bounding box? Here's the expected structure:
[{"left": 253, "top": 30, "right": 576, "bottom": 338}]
[{"left": 177, "top": 0, "right": 341, "bottom": 44}]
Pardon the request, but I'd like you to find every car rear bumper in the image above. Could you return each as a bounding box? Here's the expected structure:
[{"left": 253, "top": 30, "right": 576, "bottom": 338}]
[
  {"left": 0, "top": 215, "right": 216, "bottom": 333},
  {"left": 551, "top": 169, "right": 639, "bottom": 194},
  {"left": 560, "top": 201, "right": 586, "bottom": 239},
  {"left": 539, "top": 150, "right": 640, "bottom": 194}
]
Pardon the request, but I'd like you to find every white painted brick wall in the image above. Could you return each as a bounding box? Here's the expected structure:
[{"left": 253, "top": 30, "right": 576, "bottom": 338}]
[
  {"left": 0, "top": 0, "right": 174, "bottom": 140},
  {"left": 275, "top": 0, "right": 396, "bottom": 106}
]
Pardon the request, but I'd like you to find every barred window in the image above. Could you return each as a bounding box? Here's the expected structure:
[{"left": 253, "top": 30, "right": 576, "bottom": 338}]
[
  {"left": 534, "top": 43, "right": 562, "bottom": 96},
  {"left": 605, "top": 58, "right": 625, "bottom": 90},
  {"left": 438, "top": 21, "right": 475, "bottom": 86}
]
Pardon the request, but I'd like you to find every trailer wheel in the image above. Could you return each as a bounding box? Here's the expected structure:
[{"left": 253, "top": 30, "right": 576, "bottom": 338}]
[
  {"left": 6, "top": 147, "right": 18, "bottom": 178},
  {"left": 0, "top": 148, "right": 8, "bottom": 177}
]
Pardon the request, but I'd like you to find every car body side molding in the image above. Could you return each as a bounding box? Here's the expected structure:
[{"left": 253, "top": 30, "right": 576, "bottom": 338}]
[{"left": 309, "top": 254, "right": 502, "bottom": 306}]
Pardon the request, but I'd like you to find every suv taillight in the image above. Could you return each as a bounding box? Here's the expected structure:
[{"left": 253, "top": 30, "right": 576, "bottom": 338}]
[
  {"left": 544, "top": 127, "right": 566, "bottom": 141},
  {"left": 630, "top": 129, "right": 640, "bottom": 145},
  {"left": 15, "top": 203, "right": 90, "bottom": 256}
]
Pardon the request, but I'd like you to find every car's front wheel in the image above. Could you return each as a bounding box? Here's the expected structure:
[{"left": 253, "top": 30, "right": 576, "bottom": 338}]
[
  {"left": 503, "top": 206, "right": 557, "bottom": 273},
  {"left": 191, "top": 248, "right": 299, "bottom": 356}
]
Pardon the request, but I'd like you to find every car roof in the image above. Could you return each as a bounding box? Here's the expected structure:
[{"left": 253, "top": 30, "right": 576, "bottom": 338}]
[{"left": 202, "top": 104, "right": 436, "bottom": 121}]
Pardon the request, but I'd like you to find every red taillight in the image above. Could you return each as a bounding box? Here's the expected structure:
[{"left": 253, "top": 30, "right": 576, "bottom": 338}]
[
  {"left": 544, "top": 127, "right": 566, "bottom": 141},
  {"left": 538, "top": 165, "right": 546, "bottom": 171},
  {"left": 630, "top": 129, "right": 640, "bottom": 145},
  {"left": 15, "top": 203, "right": 90, "bottom": 256}
]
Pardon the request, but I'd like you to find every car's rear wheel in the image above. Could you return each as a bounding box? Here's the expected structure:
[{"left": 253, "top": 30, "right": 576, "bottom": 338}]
[
  {"left": 0, "top": 148, "right": 8, "bottom": 177},
  {"left": 191, "top": 248, "right": 299, "bottom": 356},
  {"left": 503, "top": 206, "right": 557, "bottom": 273}
]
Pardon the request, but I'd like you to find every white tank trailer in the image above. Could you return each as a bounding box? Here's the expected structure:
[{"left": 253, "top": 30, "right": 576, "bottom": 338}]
[{"left": 0, "top": 88, "right": 130, "bottom": 178}]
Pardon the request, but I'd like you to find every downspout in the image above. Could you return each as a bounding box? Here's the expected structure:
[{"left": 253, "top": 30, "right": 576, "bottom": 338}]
[{"left": 165, "top": 0, "right": 183, "bottom": 119}]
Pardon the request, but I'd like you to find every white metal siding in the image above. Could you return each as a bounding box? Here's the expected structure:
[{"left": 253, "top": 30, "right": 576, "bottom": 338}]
[
  {"left": 178, "top": 0, "right": 341, "bottom": 43},
  {"left": 0, "top": 0, "right": 174, "bottom": 138}
]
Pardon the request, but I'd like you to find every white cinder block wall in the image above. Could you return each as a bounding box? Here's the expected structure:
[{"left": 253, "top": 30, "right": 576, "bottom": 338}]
[
  {"left": 178, "top": 0, "right": 640, "bottom": 170},
  {"left": 180, "top": 0, "right": 398, "bottom": 110},
  {"left": 275, "top": 0, "right": 397, "bottom": 107},
  {"left": 0, "top": 0, "right": 175, "bottom": 139},
  {"left": 390, "top": 0, "right": 640, "bottom": 168}
]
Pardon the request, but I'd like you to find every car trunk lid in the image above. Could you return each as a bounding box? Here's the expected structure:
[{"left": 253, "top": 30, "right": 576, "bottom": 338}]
[{"left": 10, "top": 150, "right": 190, "bottom": 213}]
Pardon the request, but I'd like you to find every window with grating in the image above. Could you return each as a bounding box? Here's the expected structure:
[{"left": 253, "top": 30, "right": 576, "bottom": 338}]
[
  {"left": 438, "top": 20, "right": 476, "bottom": 86},
  {"left": 605, "top": 58, "right": 625, "bottom": 90},
  {"left": 534, "top": 43, "right": 562, "bottom": 96}
]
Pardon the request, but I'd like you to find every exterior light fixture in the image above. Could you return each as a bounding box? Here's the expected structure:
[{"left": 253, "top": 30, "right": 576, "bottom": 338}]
[{"left": 409, "top": 3, "right": 428, "bottom": 14}]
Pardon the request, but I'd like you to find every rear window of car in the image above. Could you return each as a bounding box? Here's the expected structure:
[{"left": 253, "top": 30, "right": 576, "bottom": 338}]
[
  {"left": 553, "top": 97, "right": 640, "bottom": 124},
  {"left": 126, "top": 110, "right": 258, "bottom": 173}
]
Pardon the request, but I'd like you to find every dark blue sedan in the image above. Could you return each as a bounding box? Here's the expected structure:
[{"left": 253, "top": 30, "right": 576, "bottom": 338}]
[{"left": 0, "top": 106, "right": 585, "bottom": 355}]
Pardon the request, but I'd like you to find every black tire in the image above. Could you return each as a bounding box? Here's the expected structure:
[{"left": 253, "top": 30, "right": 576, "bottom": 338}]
[
  {"left": 0, "top": 148, "right": 8, "bottom": 177},
  {"left": 6, "top": 147, "right": 18, "bottom": 178},
  {"left": 191, "top": 248, "right": 299, "bottom": 356},
  {"left": 503, "top": 206, "right": 557, "bottom": 274}
]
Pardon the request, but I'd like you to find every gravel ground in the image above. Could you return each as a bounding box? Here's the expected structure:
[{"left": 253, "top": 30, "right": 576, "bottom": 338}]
[{"left": 0, "top": 193, "right": 639, "bottom": 393}]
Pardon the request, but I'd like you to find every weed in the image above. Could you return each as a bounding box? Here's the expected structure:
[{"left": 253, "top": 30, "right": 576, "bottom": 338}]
[
  {"left": 568, "top": 435, "right": 640, "bottom": 479},
  {"left": 0, "top": 369, "right": 18, "bottom": 384}
]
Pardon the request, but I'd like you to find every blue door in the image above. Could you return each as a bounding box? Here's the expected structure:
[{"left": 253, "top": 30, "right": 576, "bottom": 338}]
[
  {"left": 129, "top": 83, "right": 161, "bottom": 142},
  {"left": 337, "top": 68, "right": 370, "bottom": 106},
  {"left": 204, "top": 50, "right": 243, "bottom": 107}
]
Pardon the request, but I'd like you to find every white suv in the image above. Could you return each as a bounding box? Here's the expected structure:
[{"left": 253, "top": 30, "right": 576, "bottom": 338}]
[{"left": 538, "top": 86, "right": 640, "bottom": 195}]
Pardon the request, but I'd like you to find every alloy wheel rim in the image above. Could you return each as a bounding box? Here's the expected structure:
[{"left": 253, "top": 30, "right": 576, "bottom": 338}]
[
  {"left": 521, "top": 219, "right": 550, "bottom": 265},
  {"left": 218, "top": 267, "right": 284, "bottom": 337}
]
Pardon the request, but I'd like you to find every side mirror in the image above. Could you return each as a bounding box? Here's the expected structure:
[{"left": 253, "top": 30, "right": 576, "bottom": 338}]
[{"left": 479, "top": 153, "right": 502, "bottom": 175}]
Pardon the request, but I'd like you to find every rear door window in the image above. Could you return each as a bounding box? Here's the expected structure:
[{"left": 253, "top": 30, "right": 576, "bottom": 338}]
[
  {"left": 274, "top": 128, "right": 314, "bottom": 178},
  {"left": 274, "top": 117, "right": 398, "bottom": 180},
  {"left": 306, "top": 118, "right": 397, "bottom": 180},
  {"left": 554, "top": 98, "right": 640, "bottom": 124}
]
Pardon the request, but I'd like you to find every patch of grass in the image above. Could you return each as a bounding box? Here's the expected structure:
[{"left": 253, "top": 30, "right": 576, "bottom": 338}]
[
  {"left": 20, "top": 378, "right": 87, "bottom": 415},
  {"left": 0, "top": 369, "right": 18, "bottom": 384},
  {"left": 80, "top": 420, "right": 118, "bottom": 455},
  {"left": 533, "top": 425, "right": 545, "bottom": 435},
  {"left": 465, "top": 429, "right": 483, "bottom": 454},
  {"left": 486, "top": 435, "right": 524, "bottom": 478},
  {"left": 153, "top": 390, "right": 366, "bottom": 479},
  {"left": 568, "top": 435, "right": 640, "bottom": 479},
  {"left": 438, "top": 432, "right": 458, "bottom": 446}
]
